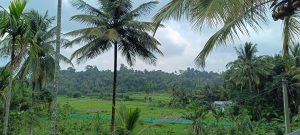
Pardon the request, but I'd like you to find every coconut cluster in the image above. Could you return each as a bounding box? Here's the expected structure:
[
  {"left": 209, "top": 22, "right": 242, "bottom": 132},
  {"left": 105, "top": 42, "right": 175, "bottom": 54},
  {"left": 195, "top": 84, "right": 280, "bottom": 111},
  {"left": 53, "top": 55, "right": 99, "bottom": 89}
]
[{"left": 272, "top": 0, "right": 300, "bottom": 21}]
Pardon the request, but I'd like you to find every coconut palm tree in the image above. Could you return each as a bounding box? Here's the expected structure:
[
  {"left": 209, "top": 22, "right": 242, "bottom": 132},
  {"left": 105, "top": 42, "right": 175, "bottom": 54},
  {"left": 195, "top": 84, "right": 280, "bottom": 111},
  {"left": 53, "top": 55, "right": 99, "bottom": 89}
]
[
  {"left": 66, "top": 0, "right": 162, "bottom": 132},
  {"left": 226, "top": 43, "right": 273, "bottom": 119},
  {"left": 51, "top": 0, "right": 63, "bottom": 134},
  {"left": 226, "top": 42, "right": 272, "bottom": 93},
  {"left": 0, "top": 9, "right": 70, "bottom": 135},
  {"left": 15, "top": 10, "right": 71, "bottom": 135},
  {"left": 18, "top": 10, "right": 72, "bottom": 97},
  {"left": 0, "top": 0, "right": 28, "bottom": 134},
  {"left": 0, "top": 10, "right": 52, "bottom": 135}
]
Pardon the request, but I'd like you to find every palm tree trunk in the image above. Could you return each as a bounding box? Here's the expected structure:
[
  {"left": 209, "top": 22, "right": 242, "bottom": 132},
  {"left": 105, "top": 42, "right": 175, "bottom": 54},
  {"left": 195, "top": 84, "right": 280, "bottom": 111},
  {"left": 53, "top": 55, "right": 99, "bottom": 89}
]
[
  {"left": 111, "top": 42, "right": 118, "bottom": 133},
  {"left": 3, "top": 36, "right": 16, "bottom": 135},
  {"left": 283, "top": 17, "right": 290, "bottom": 62},
  {"left": 51, "top": 0, "right": 62, "bottom": 134},
  {"left": 282, "top": 17, "right": 291, "bottom": 134},
  {"left": 282, "top": 79, "right": 290, "bottom": 134},
  {"left": 29, "top": 82, "right": 36, "bottom": 135}
]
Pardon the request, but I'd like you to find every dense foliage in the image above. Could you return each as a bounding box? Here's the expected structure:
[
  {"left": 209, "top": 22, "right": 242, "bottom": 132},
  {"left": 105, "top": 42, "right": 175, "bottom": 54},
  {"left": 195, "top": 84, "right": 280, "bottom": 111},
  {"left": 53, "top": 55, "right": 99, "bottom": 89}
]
[
  {"left": 58, "top": 64, "right": 223, "bottom": 97},
  {"left": 224, "top": 43, "right": 300, "bottom": 121}
]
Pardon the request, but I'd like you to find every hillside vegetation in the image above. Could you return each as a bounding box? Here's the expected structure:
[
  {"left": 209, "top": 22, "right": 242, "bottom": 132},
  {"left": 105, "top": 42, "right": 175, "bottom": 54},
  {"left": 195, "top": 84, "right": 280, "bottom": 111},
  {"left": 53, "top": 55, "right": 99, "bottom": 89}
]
[{"left": 59, "top": 64, "right": 223, "bottom": 97}]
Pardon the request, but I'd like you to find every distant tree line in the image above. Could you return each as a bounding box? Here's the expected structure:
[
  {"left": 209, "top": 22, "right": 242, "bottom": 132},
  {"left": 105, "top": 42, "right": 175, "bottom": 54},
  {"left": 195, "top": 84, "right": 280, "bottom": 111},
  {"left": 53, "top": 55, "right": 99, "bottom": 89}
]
[{"left": 57, "top": 64, "right": 223, "bottom": 97}]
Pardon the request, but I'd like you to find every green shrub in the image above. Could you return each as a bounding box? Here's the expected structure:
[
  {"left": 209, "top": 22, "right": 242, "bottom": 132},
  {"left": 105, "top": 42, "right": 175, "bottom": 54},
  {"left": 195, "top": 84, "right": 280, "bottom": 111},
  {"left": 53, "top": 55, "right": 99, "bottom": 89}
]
[{"left": 72, "top": 91, "right": 82, "bottom": 98}]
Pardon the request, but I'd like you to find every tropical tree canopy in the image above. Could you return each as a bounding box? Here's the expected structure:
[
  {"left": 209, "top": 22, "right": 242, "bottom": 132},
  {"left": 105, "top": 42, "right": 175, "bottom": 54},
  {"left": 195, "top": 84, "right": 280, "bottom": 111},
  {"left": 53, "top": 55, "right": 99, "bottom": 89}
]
[
  {"left": 17, "top": 10, "right": 72, "bottom": 87},
  {"left": 0, "top": 0, "right": 29, "bottom": 68},
  {"left": 66, "top": 0, "right": 163, "bottom": 66},
  {"left": 0, "top": 10, "right": 72, "bottom": 87},
  {"left": 66, "top": 0, "right": 163, "bottom": 132},
  {"left": 226, "top": 42, "right": 273, "bottom": 92}
]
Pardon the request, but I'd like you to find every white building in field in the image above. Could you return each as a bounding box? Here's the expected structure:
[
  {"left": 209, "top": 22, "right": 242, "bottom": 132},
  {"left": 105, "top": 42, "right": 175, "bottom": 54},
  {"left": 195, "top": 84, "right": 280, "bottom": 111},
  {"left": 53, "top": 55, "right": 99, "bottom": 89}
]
[{"left": 213, "top": 101, "right": 233, "bottom": 111}]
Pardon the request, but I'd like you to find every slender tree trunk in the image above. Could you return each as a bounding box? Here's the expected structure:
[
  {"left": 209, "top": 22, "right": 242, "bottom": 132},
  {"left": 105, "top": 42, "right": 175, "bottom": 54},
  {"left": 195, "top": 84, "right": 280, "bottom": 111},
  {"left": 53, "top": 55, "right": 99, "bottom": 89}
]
[
  {"left": 3, "top": 37, "right": 16, "bottom": 135},
  {"left": 111, "top": 42, "right": 118, "bottom": 133},
  {"left": 51, "top": 0, "right": 62, "bottom": 134},
  {"left": 29, "top": 82, "right": 36, "bottom": 135},
  {"left": 282, "top": 17, "right": 291, "bottom": 134},
  {"left": 282, "top": 79, "right": 290, "bottom": 134},
  {"left": 282, "top": 17, "right": 290, "bottom": 63}
]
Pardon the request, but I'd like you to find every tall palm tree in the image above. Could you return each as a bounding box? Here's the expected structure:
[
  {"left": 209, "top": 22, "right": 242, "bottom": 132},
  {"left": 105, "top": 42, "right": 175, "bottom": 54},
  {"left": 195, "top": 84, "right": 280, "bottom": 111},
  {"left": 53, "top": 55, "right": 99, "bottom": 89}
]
[
  {"left": 226, "top": 43, "right": 272, "bottom": 93},
  {"left": 66, "top": 0, "right": 162, "bottom": 132},
  {"left": 15, "top": 10, "right": 71, "bottom": 135},
  {"left": 0, "top": 10, "right": 72, "bottom": 134},
  {"left": 51, "top": 0, "right": 62, "bottom": 134},
  {"left": 0, "top": 0, "right": 28, "bottom": 134},
  {"left": 0, "top": 10, "right": 52, "bottom": 135},
  {"left": 19, "top": 10, "right": 71, "bottom": 100}
]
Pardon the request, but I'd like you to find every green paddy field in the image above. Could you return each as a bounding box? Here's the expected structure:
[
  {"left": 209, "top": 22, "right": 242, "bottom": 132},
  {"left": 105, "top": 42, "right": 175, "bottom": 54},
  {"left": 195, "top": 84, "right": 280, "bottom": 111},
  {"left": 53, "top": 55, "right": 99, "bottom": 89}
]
[{"left": 33, "top": 93, "right": 192, "bottom": 135}]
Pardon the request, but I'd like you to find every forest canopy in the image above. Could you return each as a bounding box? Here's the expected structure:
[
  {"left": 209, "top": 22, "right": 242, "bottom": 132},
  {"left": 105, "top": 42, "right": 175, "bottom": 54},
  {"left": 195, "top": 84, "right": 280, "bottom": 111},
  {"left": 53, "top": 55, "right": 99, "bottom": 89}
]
[{"left": 58, "top": 64, "right": 223, "bottom": 97}]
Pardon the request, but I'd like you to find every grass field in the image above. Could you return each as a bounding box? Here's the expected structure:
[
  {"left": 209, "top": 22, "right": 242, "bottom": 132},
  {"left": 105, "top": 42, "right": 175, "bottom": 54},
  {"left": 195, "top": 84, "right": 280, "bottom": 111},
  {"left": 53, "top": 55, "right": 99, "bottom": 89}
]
[{"left": 50, "top": 93, "right": 192, "bottom": 135}]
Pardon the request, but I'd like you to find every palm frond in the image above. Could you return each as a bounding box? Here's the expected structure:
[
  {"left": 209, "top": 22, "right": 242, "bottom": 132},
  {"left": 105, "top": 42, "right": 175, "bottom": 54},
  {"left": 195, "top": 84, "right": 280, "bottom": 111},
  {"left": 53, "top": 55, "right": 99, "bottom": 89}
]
[
  {"left": 123, "top": 1, "right": 158, "bottom": 21},
  {"left": 153, "top": 0, "right": 193, "bottom": 23},
  {"left": 0, "top": 11, "right": 9, "bottom": 37},
  {"left": 282, "top": 16, "right": 300, "bottom": 57},
  {"left": 195, "top": 2, "right": 268, "bottom": 68},
  {"left": 71, "top": 39, "right": 111, "bottom": 63},
  {"left": 17, "top": 57, "right": 30, "bottom": 79},
  {"left": 72, "top": 0, "right": 107, "bottom": 16},
  {"left": 70, "top": 14, "right": 108, "bottom": 26},
  {"left": 59, "top": 54, "right": 73, "bottom": 67},
  {"left": 8, "top": 0, "right": 27, "bottom": 18},
  {"left": 65, "top": 26, "right": 107, "bottom": 48},
  {"left": 289, "top": 43, "right": 300, "bottom": 57},
  {"left": 120, "top": 29, "right": 162, "bottom": 66},
  {"left": 124, "top": 21, "right": 164, "bottom": 32},
  {"left": 126, "top": 108, "right": 140, "bottom": 131},
  {"left": 68, "top": 0, "right": 162, "bottom": 68}
]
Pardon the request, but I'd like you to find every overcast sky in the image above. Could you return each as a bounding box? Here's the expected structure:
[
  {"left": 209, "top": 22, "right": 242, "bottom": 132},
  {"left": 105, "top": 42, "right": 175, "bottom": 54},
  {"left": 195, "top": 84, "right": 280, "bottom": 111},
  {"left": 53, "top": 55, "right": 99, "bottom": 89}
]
[{"left": 0, "top": 0, "right": 285, "bottom": 73}]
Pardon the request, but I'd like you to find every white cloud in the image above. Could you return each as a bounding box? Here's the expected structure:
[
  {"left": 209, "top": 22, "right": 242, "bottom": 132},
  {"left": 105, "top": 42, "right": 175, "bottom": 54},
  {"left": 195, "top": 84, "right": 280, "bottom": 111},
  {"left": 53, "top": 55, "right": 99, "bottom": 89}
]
[{"left": 155, "top": 25, "right": 188, "bottom": 56}]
